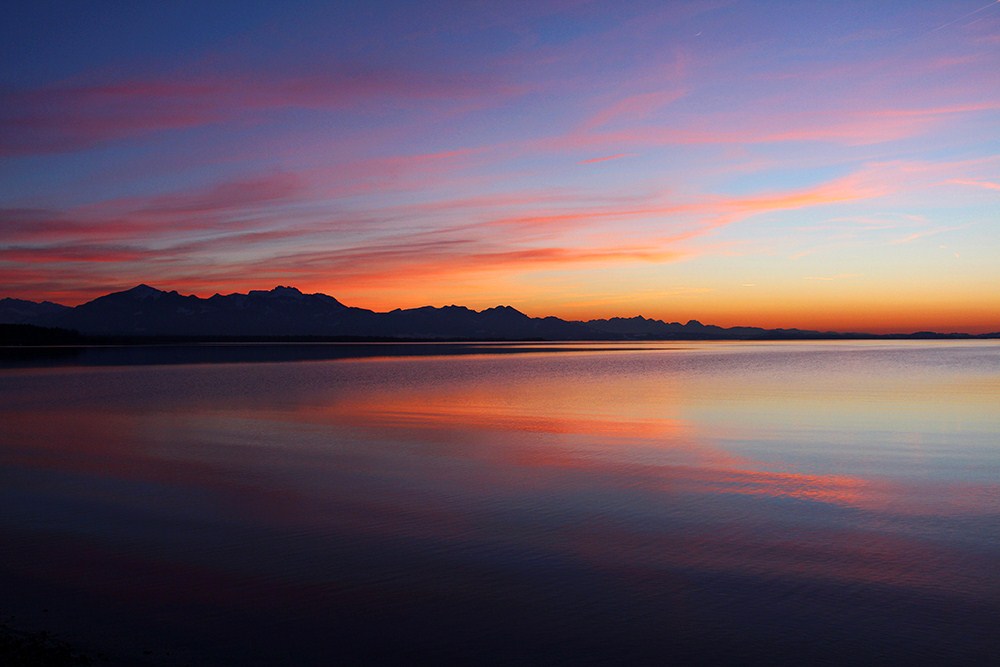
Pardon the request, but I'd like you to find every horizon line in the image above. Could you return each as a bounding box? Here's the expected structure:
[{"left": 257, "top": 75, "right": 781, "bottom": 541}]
[{"left": 3, "top": 283, "right": 998, "bottom": 338}]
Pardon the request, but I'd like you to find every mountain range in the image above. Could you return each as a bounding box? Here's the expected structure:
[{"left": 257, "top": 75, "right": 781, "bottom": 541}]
[{"left": 1, "top": 284, "right": 997, "bottom": 342}]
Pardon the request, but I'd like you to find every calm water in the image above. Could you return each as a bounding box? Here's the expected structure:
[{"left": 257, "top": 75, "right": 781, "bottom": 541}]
[{"left": 2, "top": 341, "right": 999, "bottom": 665}]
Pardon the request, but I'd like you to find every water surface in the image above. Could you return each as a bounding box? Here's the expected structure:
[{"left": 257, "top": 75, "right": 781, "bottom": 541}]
[{"left": 2, "top": 341, "right": 999, "bottom": 664}]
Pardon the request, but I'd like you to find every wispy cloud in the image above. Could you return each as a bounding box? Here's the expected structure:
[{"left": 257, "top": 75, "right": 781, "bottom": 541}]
[
  {"left": 1, "top": 162, "right": 893, "bottom": 305},
  {"left": 576, "top": 89, "right": 687, "bottom": 132},
  {"left": 578, "top": 153, "right": 636, "bottom": 165},
  {"left": 890, "top": 224, "right": 971, "bottom": 245},
  {"left": 929, "top": 0, "right": 1000, "bottom": 33},
  {"left": 0, "top": 244, "right": 154, "bottom": 263},
  {"left": 0, "top": 68, "right": 519, "bottom": 155},
  {"left": 946, "top": 178, "right": 1000, "bottom": 191}
]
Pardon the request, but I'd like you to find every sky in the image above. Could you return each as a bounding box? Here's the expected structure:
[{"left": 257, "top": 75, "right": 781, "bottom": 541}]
[{"left": 1, "top": 1, "right": 999, "bottom": 333}]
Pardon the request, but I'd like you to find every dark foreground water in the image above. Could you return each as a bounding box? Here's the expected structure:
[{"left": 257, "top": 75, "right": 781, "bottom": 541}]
[{"left": 2, "top": 341, "right": 999, "bottom": 665}]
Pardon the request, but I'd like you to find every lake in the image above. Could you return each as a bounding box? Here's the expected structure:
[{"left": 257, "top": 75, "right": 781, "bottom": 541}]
[{"left": 2, "top": 341, "right": 999, "bottom": 665}]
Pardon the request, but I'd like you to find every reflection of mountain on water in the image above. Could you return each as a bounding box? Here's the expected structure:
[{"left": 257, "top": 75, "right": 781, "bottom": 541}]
[{"left": 2, "top": 284, "right": 998, "bottom": 342}]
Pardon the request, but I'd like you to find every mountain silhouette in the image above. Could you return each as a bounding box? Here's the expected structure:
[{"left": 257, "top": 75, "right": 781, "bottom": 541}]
[
  {"left": 2, "top": 285, "right": 593, "bottom": 339},
  {"left": 50, "top": 284, "right": 360, "bottom": 336},
  {"left": 0, "top": 297, "right": 70, "bottom": 324},
  {"left": 1, "top": 285, "right": 996, "bottom": 341}
]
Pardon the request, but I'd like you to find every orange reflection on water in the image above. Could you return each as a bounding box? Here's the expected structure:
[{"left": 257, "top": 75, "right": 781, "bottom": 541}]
[
  {"left": 708, "top": 467, "right": 872, "bottom": 507},
  {"left": 311, "top": 398, "right": 751, "bottom": 475},
  {"left": 271, "top": 372, "right": 995, "bottom": 521}
]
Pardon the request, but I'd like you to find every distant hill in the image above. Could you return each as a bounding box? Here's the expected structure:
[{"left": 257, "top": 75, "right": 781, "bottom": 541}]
[
  {"left": 0, "top": 297, "right": 70, "bottom": 324},
  {"left": 1, "top": 284, "right": 997, "bottom": 342}
]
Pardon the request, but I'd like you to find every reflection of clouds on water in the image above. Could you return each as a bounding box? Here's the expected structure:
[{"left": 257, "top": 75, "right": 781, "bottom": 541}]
[{"left": 1, "top": 343, "right": 999, "bottom": 663}]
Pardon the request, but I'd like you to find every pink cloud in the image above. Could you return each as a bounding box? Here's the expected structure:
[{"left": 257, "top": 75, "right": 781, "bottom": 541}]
[
  {"left": 0, "top": 162, "right": 928, "bottom": 305},
  {"left": 546, "top": 107, "right": 951, "bottom": 153},
  {"left": 0, "top": 67, "right": 518, "bottom": 155},
  {"left": 0, "top": 208, "right": 172, "bottom": 244},
  {"left": 871, "top": 101, "right": 1000, "bottom": 118},
  {"left": 134, "top": 173, "right": 303, "bottom": 216},
  {"left": 723, "top": 173, "right": 887, "bottom": 213},
  {"left": 217, "top": 172, "right": 885, "bottom": 294},
  {"left": 576, "top": 89, "right": 687, "bottom": 132},
  {"left": 947, "top": 177, "right": 1000, "bottom": 191},
  {"left": 578, "top": 153, "right": 635, "bottom": 164},
  {"left": 208, "top": 230, "right": 683, "bottom": 298},
  {"left": 0, "top": 244, "right": 153, "bottom": 263},
  {"left": 0, "top": 173, "right": 309, "bottom": 245}
]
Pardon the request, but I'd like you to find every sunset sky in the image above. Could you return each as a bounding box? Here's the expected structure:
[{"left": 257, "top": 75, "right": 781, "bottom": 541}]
[{"left": 2, "top": 1, "right": 999, "bottom": 332}]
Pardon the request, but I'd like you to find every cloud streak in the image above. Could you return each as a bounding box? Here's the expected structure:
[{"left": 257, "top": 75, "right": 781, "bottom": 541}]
[
  {"left": 0, "top": 67, "right": 519, "bottom": 155},
  {"left": 1, "top": 160, "right": 895, "bottom": 308},
  {"left": 947, "top": 178, "right": 1000, "bottom": 191}
]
